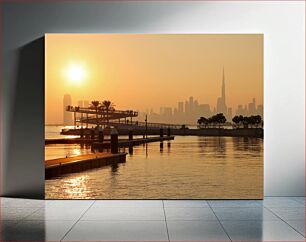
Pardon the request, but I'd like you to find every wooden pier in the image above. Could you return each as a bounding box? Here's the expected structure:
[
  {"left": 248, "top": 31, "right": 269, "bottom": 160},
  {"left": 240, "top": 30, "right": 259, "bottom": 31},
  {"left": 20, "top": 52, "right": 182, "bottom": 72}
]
[
  {"left": 45, "top": 136, "right": 175, "bottom": 146},
  {"left": 93, "top": 135, "right": 174, "bottom": 149},
  {"left": 45, "top": 152, "right": 127, "bottom": 179}
]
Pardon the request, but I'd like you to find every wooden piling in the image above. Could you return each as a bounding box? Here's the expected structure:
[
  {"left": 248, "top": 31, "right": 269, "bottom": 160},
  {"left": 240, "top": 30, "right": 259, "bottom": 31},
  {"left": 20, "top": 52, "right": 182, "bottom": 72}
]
[
  {"left": 160, "top": 128, "right": 164, "bottom": 137},
  {"left": 91, "top": 129, "right": 95, "bottom": 140},
  {"left": 98, "top": 131, "right": 104, "bottom": 143},
  {"left": 111, "top": 128, "right": 119, "bottom": 154},
  {"left": 129, "top": 130, "right": 133, "bottom": 141}
]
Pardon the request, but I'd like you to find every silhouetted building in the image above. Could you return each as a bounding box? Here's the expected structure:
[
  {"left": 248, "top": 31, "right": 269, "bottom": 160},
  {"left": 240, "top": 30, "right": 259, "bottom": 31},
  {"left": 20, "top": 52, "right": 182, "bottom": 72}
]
[
  {"left": 189, "top": 96, "right": 194, "bottom": 114},
  {"left": 185, "top": 101, "right": 189, "bottom": 114},
  {"left": 257, "top": 105, "right": 264, "bottom": 117},
  {"left": 173, "top": 108, "right": 178, "bottom": 116},
  {"left": 248, "top": 98, "right": 256, "bottom": 115},
  {"left": 216, "top": 68, "right": 228, "bottom": 117},
  {"left": 198, "top": 104, "right": 211, "bottom": 117},
  {"left": 236, "top": 105, "right": 243, "bottom": 115},
  {"left": 235, "top": 98, "right": 262, "bottom": 117},
  {"left": 194, "top": 100, "right": 199, "bottom": 113},
  {"left": 63, "top": 94, "right": 73, "bottom": 125},
  {"left": 178, "top": 102, "right": 184, "bottom": 113}
]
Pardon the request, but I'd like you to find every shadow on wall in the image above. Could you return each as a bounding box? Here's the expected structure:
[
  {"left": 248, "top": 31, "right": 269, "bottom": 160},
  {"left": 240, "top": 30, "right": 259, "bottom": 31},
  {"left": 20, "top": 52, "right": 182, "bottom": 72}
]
[{"left": 4, "top": 37, "right": 45, "bottom": 199}]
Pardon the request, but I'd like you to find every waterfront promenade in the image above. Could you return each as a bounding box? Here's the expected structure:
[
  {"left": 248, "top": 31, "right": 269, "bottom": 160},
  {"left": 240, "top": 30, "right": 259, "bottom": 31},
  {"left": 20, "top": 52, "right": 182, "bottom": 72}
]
[{"left": 60, "top": 127, "right": 263, "bottom": 138}]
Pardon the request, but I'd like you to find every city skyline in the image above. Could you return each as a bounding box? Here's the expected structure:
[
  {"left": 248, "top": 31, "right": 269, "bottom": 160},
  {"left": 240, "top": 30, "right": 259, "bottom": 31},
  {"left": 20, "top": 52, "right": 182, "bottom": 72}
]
[{"left": 60, "top": 69, "right": 263, "bottom": 125}]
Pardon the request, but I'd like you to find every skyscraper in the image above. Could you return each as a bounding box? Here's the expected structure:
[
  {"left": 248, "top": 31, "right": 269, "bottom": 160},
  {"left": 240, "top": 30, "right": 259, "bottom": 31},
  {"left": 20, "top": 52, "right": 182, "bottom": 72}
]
[
  {"left": 189, "top": 96, "right": 194, "bottom": 114},
  {"left": 248, "top": 98, "right": 256, "bottom": 115},
  {"left": 222, "top": 68, "right": 226, "bottom": 102},
  {"left": 63, "top": 94, "right": 73, "bottom": 125},
  {"left": 257, "top": 105, "right": 264, "bottom": 117},
  {"left": 216, "top": 67, "right": 227, "bottom": 117},
  {"left": 198, "top": 104, "right": 211, "bottom": 117},
  {"left": 185, "top": 101, "right": 189, "bottom": 114},
  {"left": 178, "top": 102, "right": 184, "bottom": 113}
]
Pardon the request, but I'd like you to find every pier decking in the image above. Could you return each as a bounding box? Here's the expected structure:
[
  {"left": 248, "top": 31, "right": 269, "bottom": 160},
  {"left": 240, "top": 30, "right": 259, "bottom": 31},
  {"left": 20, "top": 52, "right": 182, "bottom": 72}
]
[
  {"left": 45, "top": 136, "right": 175, "bottom": 146},
  {"left": 45, "top": 152, "right": 127, "bottom": 179}
]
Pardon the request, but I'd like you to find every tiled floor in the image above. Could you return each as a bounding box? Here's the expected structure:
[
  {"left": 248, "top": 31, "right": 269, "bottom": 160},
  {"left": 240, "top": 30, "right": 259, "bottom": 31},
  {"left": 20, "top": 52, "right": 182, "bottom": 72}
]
[{"left": 0, "top": 197, "right": 304, "bottom": 241}]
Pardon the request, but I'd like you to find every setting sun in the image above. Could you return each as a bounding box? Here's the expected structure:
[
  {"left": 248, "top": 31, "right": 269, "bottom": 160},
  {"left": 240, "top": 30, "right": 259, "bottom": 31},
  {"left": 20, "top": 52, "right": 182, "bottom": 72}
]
[{"left": 65, "top": 63, "right": 86, "bottom": 84}]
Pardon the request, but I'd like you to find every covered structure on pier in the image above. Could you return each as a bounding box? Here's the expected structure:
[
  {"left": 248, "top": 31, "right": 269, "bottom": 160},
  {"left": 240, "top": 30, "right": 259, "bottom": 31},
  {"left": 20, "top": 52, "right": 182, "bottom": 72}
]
[{"left": 66, "top": 105, "right": 139, "bottom": 129}]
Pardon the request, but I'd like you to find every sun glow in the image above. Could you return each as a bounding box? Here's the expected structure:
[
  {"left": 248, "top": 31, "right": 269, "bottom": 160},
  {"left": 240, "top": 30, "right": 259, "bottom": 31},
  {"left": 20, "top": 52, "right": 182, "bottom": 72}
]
[{"left": 65, "top": 63, "right": 86, "bottom": 84}]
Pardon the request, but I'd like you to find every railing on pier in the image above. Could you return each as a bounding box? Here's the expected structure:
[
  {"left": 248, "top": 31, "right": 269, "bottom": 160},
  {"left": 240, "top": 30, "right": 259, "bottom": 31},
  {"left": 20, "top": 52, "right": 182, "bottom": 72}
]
[
  {"left": 76, "top": 118, "right": 182, "bottom": 129},
  {"left": 66, "top": 106, "right": 138, "bottom": 117}
]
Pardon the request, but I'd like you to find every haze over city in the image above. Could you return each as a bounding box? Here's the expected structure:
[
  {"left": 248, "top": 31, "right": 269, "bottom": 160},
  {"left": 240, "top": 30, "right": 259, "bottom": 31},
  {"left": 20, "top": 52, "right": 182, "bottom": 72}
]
[{"left": 45, "top": 34, "right": 263, "bottom": 125}]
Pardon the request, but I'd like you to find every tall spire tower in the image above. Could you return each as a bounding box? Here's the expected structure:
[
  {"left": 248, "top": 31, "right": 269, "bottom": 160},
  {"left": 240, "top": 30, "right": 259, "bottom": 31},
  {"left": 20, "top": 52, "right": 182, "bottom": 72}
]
[{"left": 216, "top": 66, "right": 227, "bottom": 117}]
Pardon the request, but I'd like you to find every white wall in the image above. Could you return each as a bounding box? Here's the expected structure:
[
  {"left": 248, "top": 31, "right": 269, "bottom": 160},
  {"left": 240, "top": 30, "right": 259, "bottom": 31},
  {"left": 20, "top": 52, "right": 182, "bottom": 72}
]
[{"left": 2, "top": 1, "right": 304, "bottom": 197}]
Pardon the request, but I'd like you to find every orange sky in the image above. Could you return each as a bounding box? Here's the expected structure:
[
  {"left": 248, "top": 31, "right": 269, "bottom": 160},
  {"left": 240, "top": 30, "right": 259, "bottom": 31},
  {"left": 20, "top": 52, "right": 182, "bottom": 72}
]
[{"left": 45, "top": 34, "right": 263, "bottom": 124}]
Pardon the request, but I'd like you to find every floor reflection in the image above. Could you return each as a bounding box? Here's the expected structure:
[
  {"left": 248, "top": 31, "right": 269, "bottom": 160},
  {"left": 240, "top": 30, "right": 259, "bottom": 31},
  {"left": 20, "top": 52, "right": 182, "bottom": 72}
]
[{"left": 1, "top": 197, "right": 304, "bottom": 241}]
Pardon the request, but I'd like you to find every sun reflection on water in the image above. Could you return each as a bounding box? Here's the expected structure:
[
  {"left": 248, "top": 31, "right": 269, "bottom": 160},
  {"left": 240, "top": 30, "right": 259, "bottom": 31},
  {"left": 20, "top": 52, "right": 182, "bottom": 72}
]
[
  {"left": 63, "top": 175, "right": 92, "bottom": 199},
  {"left": 71, "top": 149, "right": 81, "bottom": 157}
]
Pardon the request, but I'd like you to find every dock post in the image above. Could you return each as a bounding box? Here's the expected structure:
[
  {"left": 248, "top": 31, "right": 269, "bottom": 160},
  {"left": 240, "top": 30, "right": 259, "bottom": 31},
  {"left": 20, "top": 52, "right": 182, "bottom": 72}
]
[
  {"left": 98, "top": 131, "right": 104, "bottom": 143},
  {"left": 91, "top": 129, "right": 95, "bottom": 140},
  {"left": 111, "top": 128, "right": 119, "bottom": 154},
  {"left": 86, "top": 113, "right": 88, "bottom": 128},
  {"left": 74, "top": 111, "right": 76, "bottom": 129},
  {"left": 129, "top": 146, "right": 133, "bottom": 155},
  {"left": 160, "top": 128, "right": 164, "bottom": 138},
  {"left": 98, "top": 130, "right": 104, "bottom": 152},
  {"left": 167, "top": 127, "right": 171, "bottom": 136},
  {"left": 80, "top": 128, "right": 84, "bottom": 138},
  {"left": 129, "top": 130, "right": 133, "bottom": 141}
]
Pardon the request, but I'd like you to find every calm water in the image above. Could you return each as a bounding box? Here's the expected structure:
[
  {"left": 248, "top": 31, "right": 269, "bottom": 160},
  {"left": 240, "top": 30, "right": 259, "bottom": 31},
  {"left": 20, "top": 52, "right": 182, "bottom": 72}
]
[{"left": 45, "top": 126, "right": 263, "bottom": 199}]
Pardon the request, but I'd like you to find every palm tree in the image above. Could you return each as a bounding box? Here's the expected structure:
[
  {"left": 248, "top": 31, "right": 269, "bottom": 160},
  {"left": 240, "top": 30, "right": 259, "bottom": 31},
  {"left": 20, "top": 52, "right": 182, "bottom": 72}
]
[
  {"left": 197, "top": 117, "right": 203, "bottom": 128},
  {"left": 232, "top": 115, "right": 243, "bottom": 128},
  {"left": 102, "top": 100, "right": 115, "bottom": 125},
  {"left": 249, "top": 116, "right": 256, "bottom": 128},
  {"left": 232, "top": 115, "right": 240, "bottom": 128},
  {"left": 197, "top": 117, "right": 209, "bottom": 128},
  {"left": 238, "top": 115, "right": 244, "bottom": 127},
  {"left": 90, "top": 100, "right": 101, "bottom": 127},
  {"left": 243, "top": 116, "right": 250, "bottom": 128},
  {"left": 254, "top": 115, "right": 262, "bottom": 128},
  {"left": 234, "top": 115, "right": 244, "bottom": 128},
  {"left": 208, "top": 117, "right": 214, "bottom": 128},
  {"left": 215, "top": 113, "right": 226, "bottom": 128}
]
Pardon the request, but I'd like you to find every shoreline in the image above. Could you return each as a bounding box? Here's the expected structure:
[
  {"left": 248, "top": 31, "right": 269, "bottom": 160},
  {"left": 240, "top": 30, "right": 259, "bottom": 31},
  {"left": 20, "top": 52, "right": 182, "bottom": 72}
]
[{"left": 58, "top": 127, "right": 263, "bottom": 138}]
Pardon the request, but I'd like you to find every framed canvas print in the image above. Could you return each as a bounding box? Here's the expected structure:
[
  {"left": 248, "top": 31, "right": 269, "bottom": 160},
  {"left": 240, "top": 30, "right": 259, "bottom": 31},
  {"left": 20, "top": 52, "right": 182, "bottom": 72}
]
[{"left": 45, "top": 34, "right": 263, "bottom": 199}]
